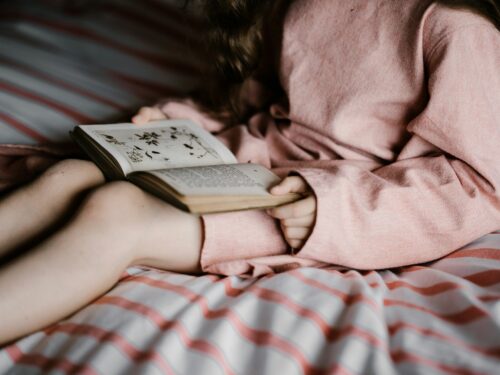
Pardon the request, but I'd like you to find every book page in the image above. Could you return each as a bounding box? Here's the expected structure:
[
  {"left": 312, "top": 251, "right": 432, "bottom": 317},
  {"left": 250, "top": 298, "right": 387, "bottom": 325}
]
[
  {"left": 77, "top": 120, "right": 237, "bottom": 175},
  {"left": 148, "top": 163, "right": 282, "bottom": 196}
]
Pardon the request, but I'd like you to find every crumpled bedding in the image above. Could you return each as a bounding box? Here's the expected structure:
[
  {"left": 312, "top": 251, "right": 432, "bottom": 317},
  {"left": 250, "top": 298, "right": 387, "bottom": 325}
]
[{"left": 1, "top": 232, "right": 499, "bottom": 374}]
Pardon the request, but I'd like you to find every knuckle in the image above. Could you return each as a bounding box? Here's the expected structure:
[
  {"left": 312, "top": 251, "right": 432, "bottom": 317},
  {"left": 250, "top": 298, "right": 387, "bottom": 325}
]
[
  {"left": 293, "top": 227, "right": 302, "bottom": 237},
  {"left": 276, "top": 206, "right": 289, "bottom": 218},
  {"left": 291, "top": 204, "right": 301, "bottom": 217},
  {"left": 287, "top": 227, "right": 301, "bottom": 239},
  {"left": 283, "top": 225, "right": 292, "bottom": 237},
  {"left": 304, "top": 215, "right": 314, "bottom": 226},
  {"left": 288, "top": 177, "right": 299, "bottom": 188},
  {"left": 303, "top": 197, "right": 315, "bottom": 212}
]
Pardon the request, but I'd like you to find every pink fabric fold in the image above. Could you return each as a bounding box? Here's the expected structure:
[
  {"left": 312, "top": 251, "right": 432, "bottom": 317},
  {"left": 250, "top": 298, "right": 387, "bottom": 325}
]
[{"left": 159, "top": 1, "right": 500, "bottom": 276}]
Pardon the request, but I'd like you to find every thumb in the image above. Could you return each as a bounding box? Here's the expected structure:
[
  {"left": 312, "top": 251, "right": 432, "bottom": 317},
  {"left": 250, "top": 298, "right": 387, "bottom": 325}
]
[{"left": 270, "top": 176, "right": 308, "bottom": 195}]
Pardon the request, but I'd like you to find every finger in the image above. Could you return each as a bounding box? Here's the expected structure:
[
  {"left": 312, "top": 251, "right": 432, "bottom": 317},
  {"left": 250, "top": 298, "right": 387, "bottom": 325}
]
[
  {"left": 287, "top": 238, "right": 304, "bottom": 249},
  {"left": 282, "top": 225, "right": 311, "bottom": 240},
  {"left": 149, "top": 108, "right": 167, "bottom": 121},
  {"left": 131, "top": 114, "right": 146, "bottom": 125},
  {"left": 132, "top": 107, "right": 151, "bottom": 125},
  {"left": 282, "top": 213, "right": 315, "bottom": 227},
  {"left": 268, "top": 196, "right": 316, "bottom": 219},
  {"left": 270, "top": 176, "right": 308, "bottom": 195},
  {"left": 132, "top": 107, "right": 166, "bottom": 125}
]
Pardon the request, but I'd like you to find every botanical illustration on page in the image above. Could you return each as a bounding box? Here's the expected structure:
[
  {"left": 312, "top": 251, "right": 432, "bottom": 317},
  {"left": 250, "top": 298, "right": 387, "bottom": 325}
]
[{"left": 93, "top": 125, "right": 225, "bottom": 171}]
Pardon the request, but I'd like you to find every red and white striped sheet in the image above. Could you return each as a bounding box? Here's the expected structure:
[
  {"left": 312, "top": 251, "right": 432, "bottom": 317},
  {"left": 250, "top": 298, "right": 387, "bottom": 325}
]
[
  {"left": 0, "top": 0, "right": 203, "bottom": 144},
  {"left": 1, "top": 232, "right": 499, "bottom": 374}
]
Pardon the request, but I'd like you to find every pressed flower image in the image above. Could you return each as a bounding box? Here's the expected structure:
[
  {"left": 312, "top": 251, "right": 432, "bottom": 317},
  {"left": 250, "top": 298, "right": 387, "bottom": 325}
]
[
  {"left": 102, "top": 134, "right": 125, "bottom": 145},
  {"left": 93, "top": 126, "right": 224, "bottom": 168},
  {"left": 135, "top": 132, "right": 161, "bottom": 146},
  {"left": 126, "top": 147, "right": 144, "bottom": 163}
]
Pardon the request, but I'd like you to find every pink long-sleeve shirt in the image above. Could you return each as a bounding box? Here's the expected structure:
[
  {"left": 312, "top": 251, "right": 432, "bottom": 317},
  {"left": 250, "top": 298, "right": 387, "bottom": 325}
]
[{"left": 160, "top": 0, "right": 500, "bottom": 276}]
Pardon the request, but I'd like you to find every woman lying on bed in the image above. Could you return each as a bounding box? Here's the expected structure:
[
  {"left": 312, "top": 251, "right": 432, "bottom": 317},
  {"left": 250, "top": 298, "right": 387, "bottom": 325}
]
[{"left": 0, "top": 0, "right": 499, "bottom": 345}]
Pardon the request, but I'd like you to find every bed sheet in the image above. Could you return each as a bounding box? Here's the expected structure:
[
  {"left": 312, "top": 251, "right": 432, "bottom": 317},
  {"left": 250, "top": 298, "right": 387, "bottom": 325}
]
[
  {"left": 0, "top": 232, "right": 499, "bottom": 374},
  {"left": 0, "top": 0, "right": 202, "bottom": 144}
]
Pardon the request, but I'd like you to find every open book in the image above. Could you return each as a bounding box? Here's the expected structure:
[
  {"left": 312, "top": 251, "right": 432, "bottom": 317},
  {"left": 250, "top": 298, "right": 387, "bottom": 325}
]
[{"left": 70, "top": 120, "right": 300, "bottom": 214}]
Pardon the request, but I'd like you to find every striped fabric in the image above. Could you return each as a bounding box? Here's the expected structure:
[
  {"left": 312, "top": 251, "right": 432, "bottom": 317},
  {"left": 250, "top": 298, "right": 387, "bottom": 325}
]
[
  {"left": 0, "top": 232, "right": 499, "bottom": 374},
  {"left": 0, "top": 0, "right": 203, "bottom": 144}
]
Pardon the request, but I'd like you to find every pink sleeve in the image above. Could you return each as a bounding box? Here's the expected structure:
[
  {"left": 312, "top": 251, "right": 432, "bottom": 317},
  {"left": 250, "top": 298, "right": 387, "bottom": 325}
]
[
  {"left": 292, "top": 24, "right": 500, "bottom": 269},
  {"left": 155, "top": 79, "right": 271, "bottom": 133}
]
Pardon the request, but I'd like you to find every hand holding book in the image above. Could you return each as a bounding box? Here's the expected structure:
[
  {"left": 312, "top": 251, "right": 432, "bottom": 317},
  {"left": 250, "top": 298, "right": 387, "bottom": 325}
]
[
  {"left": 268, "top": 176, "right": 316, "bottom": 250},
  {"left": 130, "top": 109, "right": 317, "bottom": 248}
]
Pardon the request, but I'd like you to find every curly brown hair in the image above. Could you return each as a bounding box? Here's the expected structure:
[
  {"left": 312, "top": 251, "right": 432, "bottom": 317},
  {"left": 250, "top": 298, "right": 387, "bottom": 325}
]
[
  {"left": 192, "top": 0, "right": 499, "bottom": 122},
  {"left": 190, "top": 0, "right": 284, "bottom": 123}
]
